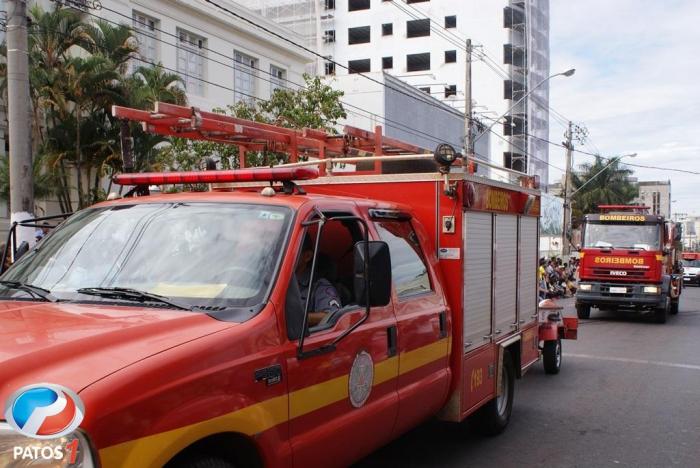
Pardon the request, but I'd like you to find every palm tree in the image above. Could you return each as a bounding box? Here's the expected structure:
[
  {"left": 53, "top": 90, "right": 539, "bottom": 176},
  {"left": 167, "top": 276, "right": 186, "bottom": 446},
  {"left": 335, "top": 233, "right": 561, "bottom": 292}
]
[{"left": 571, "top": 155, "right": 638, "bottom": 225}]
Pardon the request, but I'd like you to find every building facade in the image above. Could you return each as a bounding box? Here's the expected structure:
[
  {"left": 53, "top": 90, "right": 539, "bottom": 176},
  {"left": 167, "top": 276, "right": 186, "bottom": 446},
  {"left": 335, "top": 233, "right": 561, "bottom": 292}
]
[
  {"left": 636, "top": 180, "right": 672, "bottom": 219},
  {"left": 301, "top": 0, "right": 551, "bottom": 183}
]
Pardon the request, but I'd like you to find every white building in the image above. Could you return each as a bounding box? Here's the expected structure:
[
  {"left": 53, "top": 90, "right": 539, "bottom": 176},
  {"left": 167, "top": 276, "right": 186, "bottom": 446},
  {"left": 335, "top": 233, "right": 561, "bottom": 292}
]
[
  {"left": 241, "top": 0, "right": 551, "bottom": 184},
  {"left": 77, "top": 0, "right": 315, "bottom": 110},
  {"left": 636, "top": 180, "right": 672, "bottom": 219}
]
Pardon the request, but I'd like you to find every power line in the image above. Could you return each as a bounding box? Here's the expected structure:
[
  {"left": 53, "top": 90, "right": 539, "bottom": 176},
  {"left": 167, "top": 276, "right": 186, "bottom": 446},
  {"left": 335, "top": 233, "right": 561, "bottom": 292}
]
[{"left": 44, "top": 3, "right": 466, "bottom": 150}]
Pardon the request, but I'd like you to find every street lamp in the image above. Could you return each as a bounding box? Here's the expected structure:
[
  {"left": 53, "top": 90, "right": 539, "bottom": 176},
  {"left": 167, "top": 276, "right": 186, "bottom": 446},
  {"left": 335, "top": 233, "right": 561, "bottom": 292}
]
[{"left": 474, "top": 68, "right": 576, "bottom": 144}]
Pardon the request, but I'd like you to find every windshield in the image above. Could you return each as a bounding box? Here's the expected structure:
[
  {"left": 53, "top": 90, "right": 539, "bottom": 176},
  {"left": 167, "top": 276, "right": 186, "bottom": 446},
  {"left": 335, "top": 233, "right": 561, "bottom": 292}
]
[
  {"left": 583, "top": 222, "right": 660, "bottom": 250},
  {"left": 1, "top": 203, "right": 291, "bottom": 309},
  {"left": 682, "top": 259, "right": 700, "bottom": 268}
]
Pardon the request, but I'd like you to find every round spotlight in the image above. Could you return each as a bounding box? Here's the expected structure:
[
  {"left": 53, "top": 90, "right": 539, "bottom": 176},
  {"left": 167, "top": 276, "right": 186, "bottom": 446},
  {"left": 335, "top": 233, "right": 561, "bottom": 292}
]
[{"left": 434, "top": 143, "right": 458, "bottom": 167}]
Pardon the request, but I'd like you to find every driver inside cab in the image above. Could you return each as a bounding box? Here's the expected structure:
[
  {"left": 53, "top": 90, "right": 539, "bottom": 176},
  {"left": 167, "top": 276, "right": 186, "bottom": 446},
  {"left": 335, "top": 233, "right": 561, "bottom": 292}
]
[{"left": 296, "top": 236, "right": 341, "bottom": 326}]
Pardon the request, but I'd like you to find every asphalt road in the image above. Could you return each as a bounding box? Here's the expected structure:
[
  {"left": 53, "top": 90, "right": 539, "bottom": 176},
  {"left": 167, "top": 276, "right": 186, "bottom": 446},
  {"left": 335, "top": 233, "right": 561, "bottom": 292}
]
[{"left": 357, "top": 286, "right": 700, "bottom": 468}]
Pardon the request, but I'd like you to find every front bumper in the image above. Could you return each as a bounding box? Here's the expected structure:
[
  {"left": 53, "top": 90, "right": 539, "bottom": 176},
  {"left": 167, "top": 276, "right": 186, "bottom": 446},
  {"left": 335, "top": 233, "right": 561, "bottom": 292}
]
[
  {"left": 576, "top": 282, "right": 666, "bottom": 309},
  {"left": 683, "top": 274, "right": 700, "bottom": 285}
]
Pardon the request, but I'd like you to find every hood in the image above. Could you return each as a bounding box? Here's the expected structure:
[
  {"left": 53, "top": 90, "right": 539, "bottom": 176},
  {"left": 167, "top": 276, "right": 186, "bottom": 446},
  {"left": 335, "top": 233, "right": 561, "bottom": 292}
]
[
  {"left": 685, "top": 267, "right": 700, "bottom": 275},
  {"left": 0, "top": 301, "right": 232, "bottom": 404}
]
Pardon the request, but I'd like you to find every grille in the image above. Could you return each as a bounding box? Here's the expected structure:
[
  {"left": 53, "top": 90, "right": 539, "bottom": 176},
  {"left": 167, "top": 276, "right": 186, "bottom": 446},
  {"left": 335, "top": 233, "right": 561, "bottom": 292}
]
[{"left": 591, "top": 268, "right": 646, "bottom": 279}]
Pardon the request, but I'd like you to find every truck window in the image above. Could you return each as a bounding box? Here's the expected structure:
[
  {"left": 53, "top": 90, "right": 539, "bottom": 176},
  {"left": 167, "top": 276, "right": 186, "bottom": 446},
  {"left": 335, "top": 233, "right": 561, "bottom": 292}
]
[
  {"left": 1, "top": 203, "right": 291, "bottom": 313},
  {"left": 583, "top": 223, "right": 661, "bottom": 250},
  {"left": 374, "top": 220, "right": 432, "bottom": 298},
  {"left": 288, "top": 215, "right": 363, "bottom": 335}
]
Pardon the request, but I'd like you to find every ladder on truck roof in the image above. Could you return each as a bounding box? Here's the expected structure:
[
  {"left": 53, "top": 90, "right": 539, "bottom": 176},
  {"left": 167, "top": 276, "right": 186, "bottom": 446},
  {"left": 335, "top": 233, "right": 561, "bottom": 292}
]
[{"left": 111, "top": 102, "right": 538, "bottom": 188}]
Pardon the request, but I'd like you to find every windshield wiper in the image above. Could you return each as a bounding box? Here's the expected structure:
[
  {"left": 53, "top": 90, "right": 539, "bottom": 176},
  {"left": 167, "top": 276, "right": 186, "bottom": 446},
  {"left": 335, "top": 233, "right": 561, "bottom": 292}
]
[
  {"left": 0, "top": 280, "right": 59, "bottom": 302},
  {"left": 76, "top": 287, "right": 194, "bottom": 311}
]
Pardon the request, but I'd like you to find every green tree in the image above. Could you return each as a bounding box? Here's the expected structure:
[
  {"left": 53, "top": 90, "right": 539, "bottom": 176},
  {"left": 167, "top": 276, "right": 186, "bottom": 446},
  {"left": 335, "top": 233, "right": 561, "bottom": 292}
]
[
  {"left": 571, "top": 155, "right": 639, "bottom": 226},
  {"left": 157, "top": 75, "right": 346, "bottom": 174}
]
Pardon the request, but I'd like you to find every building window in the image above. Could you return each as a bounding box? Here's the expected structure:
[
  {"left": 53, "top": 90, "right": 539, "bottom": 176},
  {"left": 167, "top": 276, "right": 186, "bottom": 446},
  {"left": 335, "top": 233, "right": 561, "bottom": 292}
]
[
  {"left": 270, "top": 65, "right": 286, "bottom": 94},
  {"left": 652, "top": 191, "right": 661, "bottom": 215},
  {"left": 132, "top": 11, "right": 159, "bottom": 68},
  {"left": 382, "top": 23, "right": 393, "bottom": 36},
  {"left": 348, "top": 59, "right": 371, "bottom": 73},
  {"left": 504, "top": 152, "right": 527, "bottom": 173},
  {"left": 324, "top": 59, "right": 336, "bottom": 76},
  {"left": 348, "top": 26, "right": 370, "bottom": 45},
  {"left": 177, "top": 29, "right": 206, "bottom": 96},
  {"left": 419, "top": 87, "right": 430, "bottom": 94},
  {"left": 445, "top": 15, "right": 457, "bottom": 28},
  {"left": 323, "top": 29, "right": 336, "bottom": 43},
  {"left": 406, "top": 52, "right": 430, "bottom": 72},
  {"left": 406, "top": 19, "right": 430, "bottom": 38},
  {"left": 348, "top": 0, "right": 370, "bottom": 11},
  {"left": 375, "top": 220, "right": 433, "bottom": 298},
  {"left": 382, "top": 56, "right": 393, "bottom": 69},
  {"left": 324, "top": 0, "right": 335, "bottom": 10},
  {"left": 445, "top": 50, "right": 456, "bottom": 63},
  {"left": 444, "top": 85, "right": 456, "bottom": 98},
  {"left": 233, "top": 50, "right": 258, "bottom": 104}
]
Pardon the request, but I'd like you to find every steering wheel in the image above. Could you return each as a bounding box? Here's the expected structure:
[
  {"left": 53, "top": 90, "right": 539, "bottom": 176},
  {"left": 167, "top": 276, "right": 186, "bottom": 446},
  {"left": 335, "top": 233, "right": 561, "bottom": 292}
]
[{"left": 317, "top": 307, "right": 342, "bottom": 328}]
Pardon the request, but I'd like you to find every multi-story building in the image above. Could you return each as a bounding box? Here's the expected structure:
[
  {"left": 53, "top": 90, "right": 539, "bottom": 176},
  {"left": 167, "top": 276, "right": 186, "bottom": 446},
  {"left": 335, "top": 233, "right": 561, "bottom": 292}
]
[
  {"left": 0, "top": 0, "right": 315, "bottom": 234},
  {"left": 243, "top": 0, "right": 551, "bottom": 184},
  {"left": 636, "top": 180, "right": 672, "bottom": 219}
]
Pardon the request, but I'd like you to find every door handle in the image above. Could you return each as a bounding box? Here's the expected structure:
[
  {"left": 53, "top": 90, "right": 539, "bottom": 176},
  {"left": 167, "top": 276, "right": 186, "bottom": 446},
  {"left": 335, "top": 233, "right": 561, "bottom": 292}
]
[
  {"left": 483, "top": 334, "right": 493, "bottom": 340},
  {"left": 519, "top": 319, "right": 526, "bottom": 324},
  {"left": 494, "top": 329, "right": 502, "bottom": 335},
  {"left": 530, "top": 313, "right": 538, "bottom": 318},
  {"left": 438, "top": 311, "right": 448, "bottom": 338},
  {"left": 387, "top": 326, "right": 397, "bottom": 357},
  {"left": 464, "top": 341, "right": 473, "bottom": 349},
  {"left": 510, "top": 323, "right": 518, "bottom": 329}
]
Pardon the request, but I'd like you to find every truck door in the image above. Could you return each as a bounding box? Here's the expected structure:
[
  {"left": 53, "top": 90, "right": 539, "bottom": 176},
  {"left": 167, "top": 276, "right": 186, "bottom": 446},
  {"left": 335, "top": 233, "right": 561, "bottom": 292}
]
[
  {"left": 372, "top": 216, "right": 451, "bottom": 435},
  {"left": 284, "top": 211, "right": 399, "bottom": 468}
]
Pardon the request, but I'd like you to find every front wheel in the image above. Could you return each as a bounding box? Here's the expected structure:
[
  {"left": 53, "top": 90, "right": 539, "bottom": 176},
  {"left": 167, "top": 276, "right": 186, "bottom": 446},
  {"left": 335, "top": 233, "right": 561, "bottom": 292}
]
[
  {"left": 543, "top": 339, "right": 562, "bottom": 374},
  {"left": 576, "top": 303, "right": 591, "bottom": 319},
  {"left": 670, "top": 299, "right": 679, "bottom": 315},
  {"left": 473, "top": 349, "right": 515, "bottom": 436},
  {"left": 654, "top": 298, "right": 669, "bottom": 324}
]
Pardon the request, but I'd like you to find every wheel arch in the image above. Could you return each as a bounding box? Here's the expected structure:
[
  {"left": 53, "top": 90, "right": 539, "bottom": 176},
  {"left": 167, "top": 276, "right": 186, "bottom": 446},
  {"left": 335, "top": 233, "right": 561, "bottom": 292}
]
[{"left": 164, "top": 432, "right": 263, "bottom": 468}]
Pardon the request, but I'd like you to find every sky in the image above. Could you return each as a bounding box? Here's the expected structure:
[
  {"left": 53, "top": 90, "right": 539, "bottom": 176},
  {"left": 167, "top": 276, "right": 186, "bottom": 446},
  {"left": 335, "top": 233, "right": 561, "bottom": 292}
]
[{"left": 548, "top": 0, "right": 700, "bottom": 217}]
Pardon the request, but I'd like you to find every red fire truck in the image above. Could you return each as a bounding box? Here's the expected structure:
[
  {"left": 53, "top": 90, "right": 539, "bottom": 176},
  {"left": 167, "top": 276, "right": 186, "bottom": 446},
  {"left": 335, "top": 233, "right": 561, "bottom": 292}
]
[
  {"left": 0, "top": 103, "right": 576, "bottom": 468},
  {"left": 576, "top": 205, "right": 683, "bottom": 323}
]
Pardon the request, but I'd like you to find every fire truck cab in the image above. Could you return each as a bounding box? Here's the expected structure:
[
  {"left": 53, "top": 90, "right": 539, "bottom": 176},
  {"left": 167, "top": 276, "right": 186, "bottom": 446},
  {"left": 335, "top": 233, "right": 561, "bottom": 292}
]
[
  {"left": 0, "top": 103, "right": 578, "bottom": 468},
  {"left": 576, "top": 205, "right": 683, "bottom": 323}
]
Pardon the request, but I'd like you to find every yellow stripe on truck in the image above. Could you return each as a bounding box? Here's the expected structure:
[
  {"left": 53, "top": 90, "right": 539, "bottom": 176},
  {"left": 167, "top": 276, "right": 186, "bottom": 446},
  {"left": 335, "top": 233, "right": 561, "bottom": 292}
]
[{"left": 98, "top": 338, "right": 449, "bottom": 467}]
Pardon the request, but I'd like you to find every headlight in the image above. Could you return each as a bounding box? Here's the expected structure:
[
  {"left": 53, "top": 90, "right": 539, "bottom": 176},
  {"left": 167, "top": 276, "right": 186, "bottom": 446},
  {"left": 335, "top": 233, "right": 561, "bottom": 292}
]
[
  {"left": 643, "top": 286, "right": 660, "bottom": 294},
  {"left": 0, "top": 423, "right": 95, "bottom": 468},
  {"left": 579, "top": 284, "right": 592, "bottom": 291}
]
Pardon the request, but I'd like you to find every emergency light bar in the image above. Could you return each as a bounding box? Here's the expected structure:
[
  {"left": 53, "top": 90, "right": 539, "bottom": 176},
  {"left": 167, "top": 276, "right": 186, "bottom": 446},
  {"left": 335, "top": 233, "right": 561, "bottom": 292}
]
[{"left": 113, "top": 167, "right": 319, "bottom": 186}]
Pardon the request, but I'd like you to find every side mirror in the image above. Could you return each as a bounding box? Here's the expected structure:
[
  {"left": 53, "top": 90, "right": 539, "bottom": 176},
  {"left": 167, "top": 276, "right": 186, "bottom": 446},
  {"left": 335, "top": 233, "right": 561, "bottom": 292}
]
[{"left": 354, "top": 241, "right": 392, "bottom": 307}]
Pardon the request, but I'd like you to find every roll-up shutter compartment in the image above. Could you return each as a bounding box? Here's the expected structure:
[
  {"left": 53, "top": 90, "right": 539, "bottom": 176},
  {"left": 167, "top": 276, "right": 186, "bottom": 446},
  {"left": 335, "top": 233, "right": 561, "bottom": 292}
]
[
  {"left": 518, "top": 216, "right": 538, "bottom": 326},
  {"left": 463, "top": 212, "right": 493, "bottom": 351},
  {"left": 494, "top": 214, "right": 518, "bottom": 338}
]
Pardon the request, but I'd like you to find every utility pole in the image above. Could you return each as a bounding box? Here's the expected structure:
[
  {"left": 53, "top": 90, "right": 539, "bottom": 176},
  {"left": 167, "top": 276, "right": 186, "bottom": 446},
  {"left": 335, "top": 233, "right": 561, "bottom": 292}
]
[
  {"left": 464, "top": 39, "right": 473, "bottom": 167},
  {"left": 562, "top": 122, "right": 574, "bottom": 257},
  {"left": 6, "top": 0, "right": 34, "bottom": 253}
]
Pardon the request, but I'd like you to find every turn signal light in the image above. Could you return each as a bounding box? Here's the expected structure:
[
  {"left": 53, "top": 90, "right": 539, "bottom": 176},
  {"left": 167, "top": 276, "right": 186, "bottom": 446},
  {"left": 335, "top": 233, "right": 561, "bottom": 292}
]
[{"left": 113, "top": 167, "right": 319, "bottom": 186}]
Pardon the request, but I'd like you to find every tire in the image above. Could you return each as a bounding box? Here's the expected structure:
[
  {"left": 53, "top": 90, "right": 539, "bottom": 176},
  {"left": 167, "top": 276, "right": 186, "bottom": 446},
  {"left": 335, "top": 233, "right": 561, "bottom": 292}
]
[
  {"left": 670, "top": 300, "right": 679, "bottom": 315},
  {"left": 473, "top": 349, "right": 515, "bottom": 436},
  {"left": 543, "top": 339, "right": 562, "bottom": 375},
  {"left": 653, "top": 298, "right": 669, "bottom": 324},
  {"left": 576, "top": 303, "right": 591, "bottom": 320},
  {"left": 170, "top": 457, "right": 234, "bottom": 468}
]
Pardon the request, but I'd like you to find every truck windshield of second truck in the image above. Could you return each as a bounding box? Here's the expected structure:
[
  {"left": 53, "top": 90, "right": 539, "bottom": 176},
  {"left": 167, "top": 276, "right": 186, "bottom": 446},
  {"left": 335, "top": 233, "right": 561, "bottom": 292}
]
[{"left": 584, "top": 223, "right": 660, "bottom": 250}]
